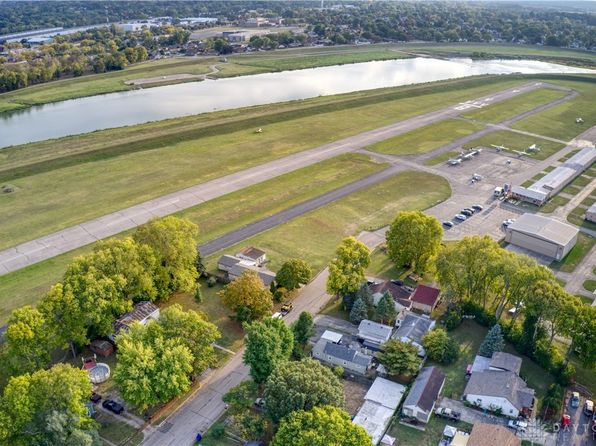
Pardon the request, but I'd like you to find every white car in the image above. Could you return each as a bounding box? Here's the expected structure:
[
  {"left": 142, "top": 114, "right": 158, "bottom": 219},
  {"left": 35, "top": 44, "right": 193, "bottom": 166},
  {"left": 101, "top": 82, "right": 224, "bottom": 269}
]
[
  {"left": 454, "top": 214, "right": 467, "bottom": 221},
  {"left": 502, "top": 218, "right": 515, "bottom": 227}
]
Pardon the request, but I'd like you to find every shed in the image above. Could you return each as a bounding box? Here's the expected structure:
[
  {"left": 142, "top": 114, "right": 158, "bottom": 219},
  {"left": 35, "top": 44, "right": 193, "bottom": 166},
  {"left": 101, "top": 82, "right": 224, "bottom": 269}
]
[
  {"left": 236, "top": 246, "right": 266, "bottom": 265},
  {"left": 89, "top": 340, "right": 114, "bottom": 357}
]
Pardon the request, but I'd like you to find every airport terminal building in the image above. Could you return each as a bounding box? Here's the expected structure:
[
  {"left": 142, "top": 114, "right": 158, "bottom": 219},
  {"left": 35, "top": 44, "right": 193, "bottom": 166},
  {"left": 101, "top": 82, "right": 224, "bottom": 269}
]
[{"left": 505, "top": 214, "right": 579, "bottom": 260}]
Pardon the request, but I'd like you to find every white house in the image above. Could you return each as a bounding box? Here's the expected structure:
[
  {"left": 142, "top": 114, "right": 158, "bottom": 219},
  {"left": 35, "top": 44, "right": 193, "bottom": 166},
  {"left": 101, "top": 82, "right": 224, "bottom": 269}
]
[{"left": 401, "top": 366, "right": 445, "bottom": 423}]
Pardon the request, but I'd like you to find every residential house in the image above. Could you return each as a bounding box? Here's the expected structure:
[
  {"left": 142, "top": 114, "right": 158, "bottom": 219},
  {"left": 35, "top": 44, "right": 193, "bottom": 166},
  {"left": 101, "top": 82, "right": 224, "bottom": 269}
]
[
  {"left": 467, "top": 423, "right": 521, "bottom": 446},
  {"left": 218, "top": 254, "right": 242, "bottom": 272},
  {"left": 489, "top": 352, "right": 522, "bottom": 374},
  {"left": 236, "top": 246, "right": 267, "bottom": 265},
  {"left": 353, "top": 378, "right": 406, "bottom": 445},
  {"left": 357, "top": 319, "right": 393, "bottom": 350},
  {"left": 392, "top": 312, "right": 435, "bottom": 356},
  {"left": 401, "top": 366, "right": 445, "bottom": 423},
  {"left": 369, "top": 280, "right": 413, "bottom": 317},
  {"left": 409, "top": 284, "right": 440, "bottom": 314},
  {"left": 312, "top": 338, "right": 372, "bottom": 375},
  {"left": 111, "top": 301, "right": 159, "bottom": 340},
  {"left": 228, "top": 263, "right": 276, "bottom": 286}
]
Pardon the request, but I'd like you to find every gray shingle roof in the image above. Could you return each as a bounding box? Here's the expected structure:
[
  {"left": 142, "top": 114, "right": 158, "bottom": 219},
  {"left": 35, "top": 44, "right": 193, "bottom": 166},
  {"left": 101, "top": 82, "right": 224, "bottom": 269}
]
[
  {"left": 393, "top": 313, "right": 434, "bottom": 344},
  {"left": 490, "top": 352, "right": 522, "bottom": 374},
  {"left": 323, "top": 342, "right": 372, "bottom": 367},
  {"left": 358, "top": 319, "right": 393, "bottom": 343},
  {"left": 464, "top": 370, "right": 535, "bottom": 411},
  {"left": 218, "top": 254, "right": 241, "bottom": 268}
]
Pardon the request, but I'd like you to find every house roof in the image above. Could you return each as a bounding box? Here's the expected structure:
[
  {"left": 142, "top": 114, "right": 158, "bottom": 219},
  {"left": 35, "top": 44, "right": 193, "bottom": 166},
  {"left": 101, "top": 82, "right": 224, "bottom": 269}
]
[
  {"left": 507, "top": 214, "right": 578, "bottom": 247},
  {"left": 238, "top": 246, "right": 266, "bottom": 260},
  {"left": 490, "top": 352, "right": 522, "bottom": 374},
  {"left": 393, "top": 312, "right": 434, "bottom": 344},
  {"left": 370, "top": 281, "right": 413, "bottom": 304},
  {"left": 410, "top": 284, "right": 440, "bottom": 307},
  {"left": 470, "top": 355, "right": 491, "bottom": 373},
  {"left": 467, "top": 423, "right": 521, "bottom": 446},
  {"left": 218, "top": 254, "right": 241, "bottom": 268},
  {"left": 113, "top": 301, "right": 159, "bottom": 333},
  {"left": 229, "top": 263, "right": 276, "bottom": 286},
  {"left": 511, "top": 185, "right": 549, "bottom": 202},
  {"left": 364, "top": 377, "right": 406, "bottom": 410},
  {"left": 464, "top": 370, "right": 535, "bottom": 411},
  {"left": 403, "top": 366, "right": 445, "bottom": 413},
  {"left": 321, "top": 330, "right": 343, "bottom": 344},
  {"left": 353, "top": 400, "right": 395, "bottom": 446},
  {"left": 358, "top": 319, "right": 393, "bottom": 343},
  {"left": 322, "top": 340, "right": 372, "bottom": 367}
]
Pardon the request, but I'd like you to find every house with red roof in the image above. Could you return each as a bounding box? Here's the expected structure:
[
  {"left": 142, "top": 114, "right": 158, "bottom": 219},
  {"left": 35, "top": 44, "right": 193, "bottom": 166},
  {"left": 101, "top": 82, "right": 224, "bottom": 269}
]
[{"left": 410, "top": 284, "right": 441, "bottom": 314}]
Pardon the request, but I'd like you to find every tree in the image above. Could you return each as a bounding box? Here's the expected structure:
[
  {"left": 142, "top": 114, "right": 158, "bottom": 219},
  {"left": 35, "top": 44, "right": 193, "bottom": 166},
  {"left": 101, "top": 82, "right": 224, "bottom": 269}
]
[
  {"left": 349, "top": 298, "right": 368, "bottom": 324},
  {"left": 0, "top": 364, "right": 94, "bottom": 446},
  {"left": 113, "top": 323, "right": 194, "bottom": 410},
  {"left": 133, "top": 216, "right": 199, "bottom": 299},
  {"left": 270, "top": 405, "right": 372, "bottom": 446},
  {"left": 264, "top": 359, "right": 345, "bottom": 422},
  {"left": 422, "top": 328, "right": 458, "bottom": 364},
  {"left": 1, "top": 306, "right": 54, "bottom": 377},
  {"left": 223, "top": 381, "right": 259, "bottom": 415},
  {"left": 292, "top": 311, "right": 315, "bottom": 358},
  {"left": 243, "top": 318, "right": 293, "bottom": 384},
  {"left": 157, "top": 304, "right": 220, "bottom": 374},
  {"left": 478, "top": 324, "right": 505, "bottom": 358},
  {"left": 385, "top": 211, "right": 443, "bottom": 273},
  {"left": 377, "top": 339, "right": 421, "bottom": 376},
  {"left": 376, "top": 291, "right": 397, "bottom": 325},
  {"left": 326, "top": 237, "right": 370, "bottom": 297},
  {"left": 276, "top": 259, "right": 312, "bottom": 290},
  {"left": 219, "top": 270, "right": 273, "bottom": 323},
  {"left": 32, "top": 410, "right": 101, "bottom": 446}
]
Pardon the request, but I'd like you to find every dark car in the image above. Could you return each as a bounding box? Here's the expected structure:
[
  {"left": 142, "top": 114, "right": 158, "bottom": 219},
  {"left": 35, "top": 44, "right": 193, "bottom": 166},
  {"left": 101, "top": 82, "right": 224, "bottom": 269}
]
[
  {"left": 90, "top": 392, "right": 102, "bottom": 404},
  {"left": 472, "top": 204, "right": 483, "bottom": 212},
  {"left": 102, "top": 399, "right": 124, "bottom": 414},
  {"left": 461, "top": 209, "right": 473, "bottom": 217},
  {"left": 442, "top": 221, "right": 454, "bottom": 228}
]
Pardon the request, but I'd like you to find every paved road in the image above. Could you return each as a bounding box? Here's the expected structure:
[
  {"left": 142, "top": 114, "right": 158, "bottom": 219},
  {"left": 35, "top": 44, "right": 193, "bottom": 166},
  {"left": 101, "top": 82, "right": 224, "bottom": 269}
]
[{"left": 0, "top": 82, "right": 547, "bottom": 276}]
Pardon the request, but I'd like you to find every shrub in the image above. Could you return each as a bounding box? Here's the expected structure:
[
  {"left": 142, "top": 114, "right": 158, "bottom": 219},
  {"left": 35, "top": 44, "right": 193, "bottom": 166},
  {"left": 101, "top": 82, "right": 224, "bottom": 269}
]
[
  {"left": 444, "top": 309, "right": 462, "bottom": 331},
  {"left": 194, "top": 287, "right": 203, "bottom": 304},
  {"left": 207, "top": 276, "right": 217, "bottom": 287},
  {"left": 210, "top": 423, "right": 226, "bottom": 439}
]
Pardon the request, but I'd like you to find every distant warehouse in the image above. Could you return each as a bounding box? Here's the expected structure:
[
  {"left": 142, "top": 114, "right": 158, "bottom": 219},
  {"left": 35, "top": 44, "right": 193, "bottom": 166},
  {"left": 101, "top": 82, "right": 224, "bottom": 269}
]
[
  {"left": 505, "top": 214, "right": 579, "bottom": 260},
  {"left": 586, "top": 202, "right": 596, "bottom": 223},
  {"left": 511, "top": 146, "right": 596, "bottom": 206}
]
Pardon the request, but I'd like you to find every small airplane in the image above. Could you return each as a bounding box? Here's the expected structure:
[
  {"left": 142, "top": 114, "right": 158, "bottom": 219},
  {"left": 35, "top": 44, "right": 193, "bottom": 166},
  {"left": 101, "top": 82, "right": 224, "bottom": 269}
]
[
  {"left": 447, "top": 159, "right": 462, "bottom": 166},
  {"left": 491, "top": 144, "right": 508, "bottom": 152},
  {"left": 576, "top": 117, "right": 584, "bottom": 124},
  {"left": 255, "top": 128, "right": 263, "bottom": 133},
  {"left": 512, "top": 149, "right": 530, "bottom": 158},
  {"left": 527, "top": 144, "right": 541, "bottom": 152}
]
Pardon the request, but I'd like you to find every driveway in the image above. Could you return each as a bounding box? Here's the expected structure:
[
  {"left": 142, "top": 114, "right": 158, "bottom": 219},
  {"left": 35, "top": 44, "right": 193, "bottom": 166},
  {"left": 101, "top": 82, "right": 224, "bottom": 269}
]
[{"left": 557, "top": 390, "right": 596, "bottom": 446}]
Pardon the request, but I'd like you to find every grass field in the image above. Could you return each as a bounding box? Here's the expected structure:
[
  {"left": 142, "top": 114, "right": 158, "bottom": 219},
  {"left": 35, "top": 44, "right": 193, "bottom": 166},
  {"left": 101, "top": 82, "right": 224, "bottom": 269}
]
[
  {"left": 0, "top": 77, "right": 528, "bottom": 250},
  {"left": 540, "top": 195, "right": 570, "bottom": 214},
  {"left": 567, "top": 189, "right": 596, "bottom": 230},
  {"left": 462, "top": 88, "right": 568, "bottom": 123},
  {"left": 512, "top": 78, "right": 596, "bottom": 141},
  {"left": 550, "top": 232, "right": 595, "bottom": 272},
  {"left": 204, "top": 171, "right": 451, "bottom": 274},
  {"left": 423, "top": 150, "right": 461, "bottom": 166},
  {"left": 368, "top": 119, "right": 485, "bottom": 156},
  {"left": 463, "top": 130, "right": 566, "bottom": 160},
  {"left": 95, "top": 411, "right": 144, "bottom": 446},
  {"left": 0, "top": 153, "right": 385, "bottom": 323},
  {"left": 584, "top": 280, "right": 596, "bottom": 293}
]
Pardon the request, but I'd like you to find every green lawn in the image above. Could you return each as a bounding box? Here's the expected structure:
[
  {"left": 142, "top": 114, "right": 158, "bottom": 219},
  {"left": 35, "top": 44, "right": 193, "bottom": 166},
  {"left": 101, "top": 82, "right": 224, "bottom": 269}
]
[
  {"left": 584, "top": 280, "right": 596, "bottom": 293},
  {"left": 550, "top": 233, "right": 595, "bottom": 272},
  {"left": 423, "top": 150, "right": 461, "bottom": 166},
  {"left": 95, "top": 411, "right": 144, "bottom": 446},
  {"left": 540, "top": 195, "right": 569, "bottom": 213},
  {"left": 367, "top": 248, "right": 407, "bottom": 280},
  {"left": 0, "top": 153, "right": 384, "bottom": 323},
  {"left": 204, "top": 171, "right": 451, "bottom": 274},
  {"left": 512, "top": 78, "right": 596, "bottom": 141},
  {"left": 368, "top": 119, "right": 485, "bottom": 156},
  {"left": 388, "top": 414, "right": 473, "bottom": 446},
  {"left": 0, "top": 77, "right": 528, "bottom": 250},
  {"left": 463, "top": 130, "right": 566, "bottom": 160},
  {"left": 567, "top": 191, "right": 596, "bottom": 230},
  {"left": 462, "top": 88, "right": 568, "bottom": 123}
]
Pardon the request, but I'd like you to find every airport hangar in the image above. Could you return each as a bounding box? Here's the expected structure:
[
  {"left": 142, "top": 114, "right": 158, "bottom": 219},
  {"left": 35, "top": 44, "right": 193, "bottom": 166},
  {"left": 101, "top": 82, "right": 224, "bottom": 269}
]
[{"left": 505, "top": 214, "right": 579, "bottom": 261}]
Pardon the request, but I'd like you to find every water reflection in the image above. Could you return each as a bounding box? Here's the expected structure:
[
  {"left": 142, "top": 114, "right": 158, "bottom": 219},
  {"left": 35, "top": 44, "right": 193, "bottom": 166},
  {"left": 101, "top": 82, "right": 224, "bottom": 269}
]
[{"left": 0, "top": 57, "right": 592, "bottom": 148}]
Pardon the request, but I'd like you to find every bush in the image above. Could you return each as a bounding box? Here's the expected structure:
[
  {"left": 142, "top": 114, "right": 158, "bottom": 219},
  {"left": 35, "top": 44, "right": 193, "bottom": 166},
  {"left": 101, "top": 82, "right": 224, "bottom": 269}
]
[
  {"left": 333, "top": 366, "right": 344, "bottom": 378},
  {"left": 444, "top": 309, "right": 462, "bottom": 331},
  {"left": 273, "top": 287, "right": 289, "bottom": 303},
  {"left": 556, "top": 363, "right": 575, "bottom": 386},
  {"left": 210, "top": 423, "right": 226, "bottom": 439},
  {"left": 194, "top": 287, "right": 203, "bottom": 304},
  {"left": 207, "top": 276, "right": 217, "bottom": 287},
  {"left": 462, "top": 302, "right": 496, "bottom": 327}
]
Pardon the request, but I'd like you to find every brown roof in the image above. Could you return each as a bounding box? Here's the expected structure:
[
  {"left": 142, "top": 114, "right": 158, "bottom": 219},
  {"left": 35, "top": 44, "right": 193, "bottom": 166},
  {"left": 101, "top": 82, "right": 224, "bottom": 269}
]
[
  {"left": 410, "top": 284, "right": 440, "bottom": 307},
  {"left": 239, "top": 246, "right": 266, "bottom": 260},
  {"left": 467, "top": 423, "right": 521, "bottom": 446},
  {"left": 403, "top": 366, "right": 445, "bottom": 413},
  {"left": 370, "top": 281, "right": 412, "bottom": 308}
]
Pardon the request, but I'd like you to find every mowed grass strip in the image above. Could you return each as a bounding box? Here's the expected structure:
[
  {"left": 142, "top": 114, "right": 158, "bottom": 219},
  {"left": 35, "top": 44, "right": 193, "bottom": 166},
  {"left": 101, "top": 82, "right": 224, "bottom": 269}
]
[
  {"left": 0, "top": 78, "right": 527, "bottom": 250},
  {"left": 463, "top": 130, "right": 566, "bottom": 160},
  {"left": 204, "top": 171, "right": 451, "bottom": 274},
  {"left": 367, "top": 119, "right": 485, "bottom": 156},
  {"left": 0, "top": 153, "right": 386, "bottom": 322},
  {"left": 512, "top": 78, "right": 596, "bottom": 141},
  {"left": 462, "top": 88, "right": 568, "bottom": 123},
  {"left": 423, "top": 150, "right": 461, "bottom": 166}
]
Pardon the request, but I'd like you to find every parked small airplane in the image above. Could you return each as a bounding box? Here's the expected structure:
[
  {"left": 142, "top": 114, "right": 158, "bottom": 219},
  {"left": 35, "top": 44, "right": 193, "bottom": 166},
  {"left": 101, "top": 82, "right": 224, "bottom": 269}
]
[
  {"left": 491, "top": 144, "right": 508, "bottom": 152},
  {"left": 447, "top": 158, "right": 462, "bottom": 166},
  {"left": 527, "top": 144, "right": 541, "bottom": 152},
  {"left": 576, "top": 117, "right": 584, "bottom": 124}
]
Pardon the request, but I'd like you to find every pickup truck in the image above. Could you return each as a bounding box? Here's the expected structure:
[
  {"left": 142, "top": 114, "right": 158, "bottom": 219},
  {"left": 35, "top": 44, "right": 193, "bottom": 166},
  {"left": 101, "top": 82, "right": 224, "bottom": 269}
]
[{"left": 434, "top": 407, "right": 461, "bottom": 421}]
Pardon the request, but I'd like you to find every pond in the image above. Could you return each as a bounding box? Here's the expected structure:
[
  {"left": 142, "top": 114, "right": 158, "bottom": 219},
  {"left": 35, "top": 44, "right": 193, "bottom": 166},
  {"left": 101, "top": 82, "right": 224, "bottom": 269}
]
[{"left": 0, "top": 57, "right": 592, "bottom": 148}]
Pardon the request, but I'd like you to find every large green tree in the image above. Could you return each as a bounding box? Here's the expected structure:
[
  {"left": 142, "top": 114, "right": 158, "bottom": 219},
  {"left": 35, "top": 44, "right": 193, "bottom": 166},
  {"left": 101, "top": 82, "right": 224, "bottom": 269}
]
[
  {"left": 326, "top": 237, "right": 370, "bottom": 297},
  {"left": 385, "top": 211, "right": 443, "bottom": 273},
  {"left": 478, "top": 324, "right": 505, "bottom": 358},
  {"left": 0, "top": 364, "right": 94, "bottom": 446},
  {"left": 276, "top": 259, "right": 312, "bottom": 290},
  {"left": 270, "top": 405, "right": 372, "bottom": 446},
  {"left": 376, "top": 291, "right": 397, "bottom": 325},
  {"left": 219, "top": 270, "right": 273, "bottom": 322},
  {"left": 422, "top": 328, "right": 458, "bottom": 364},
  {"left": 292, "top": 311, "right": 315, "bottom": 358},
  {"left": 377, "top": 339, "right": 421, "bottom": 376},
  {"left": 349, "top": 298, "right": 368, "bottom": 324},
  {"left": 243, "top": 318, "right": 293, "bottom": 384},
  {"left": 133, "top": 216, "right": 199, "bottom": 298},
  {"left": 264, "top": 359, "right": 345, "bottom": 422}
]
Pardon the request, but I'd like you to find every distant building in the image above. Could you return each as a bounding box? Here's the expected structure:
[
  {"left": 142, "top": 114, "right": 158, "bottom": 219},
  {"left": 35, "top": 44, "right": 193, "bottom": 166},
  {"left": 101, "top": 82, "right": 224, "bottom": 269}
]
[
  {"left": 179, "top": 17, "right": 218, "bottom": 25},
  {"left": 357, "top": 319, "right": 393, "bottom": 350},
  {"left": 111, "top": 301, "right": 159, "bottom": 340},
  {"left": 467, "top": 423, "right": 521, "bottom": 446},
  {"left": 120, "top": 23, "right": 145, "bottom": 32},
  {"left": 401, "top": 366, "right": 445, "bottom": 423},
  {"left": 505, "top": 213, "right": 579, "bottom": 260},
  {"left": 392, "top": 312, "right": 435, "bottom": 356},
  {"left": 586, "top": 202, "right": 596, "bottom": 223},
  {"left": 217, "top": 247, "right": 275, "bottom": 285},
  {"left": 353, "top": 378, "right": 406, "bottom": 445},
  {"left": 27, "top": 37, "right": 54, "bottom": 45},
  {"left": 311, "top": 338, "right": 372, "bottom": 375},
  {"left": 242, "top": 17, "right": 269, "bottom": 27},
  {"left": 228, "top": 263, "right": 276, "bottom": 286},
  {"left": 409, "top": 284, "right": 440, "bottom": 314},
  {"left": 236, "top": 246, "right": 266, "bottom": 265}
]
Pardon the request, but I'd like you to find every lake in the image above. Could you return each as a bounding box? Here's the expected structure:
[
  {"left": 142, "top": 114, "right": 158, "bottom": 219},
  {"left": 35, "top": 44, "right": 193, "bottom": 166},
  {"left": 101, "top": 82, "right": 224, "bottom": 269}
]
[{"left": 0, "top": 57, "right": 593, "bottom": 148}]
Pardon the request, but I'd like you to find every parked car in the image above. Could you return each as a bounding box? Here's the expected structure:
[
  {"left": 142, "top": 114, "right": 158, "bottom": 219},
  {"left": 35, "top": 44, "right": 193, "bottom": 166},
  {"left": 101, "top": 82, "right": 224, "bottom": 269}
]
[
  {"left": 90, "top": 392, "right": 102, "bottom": 404},
  {"left": 461, "top": 209, "right": 473, "bottom": 217},
  {"left": 272, "top": 312, "right": 283, "bottom": 319},
  {"left": 502, "top": 218, "right": 515, "bottom": 227},
  {"left": 571, "top": 392, "right": 580, "bottom": 408},
  {"left": 508, "top": 420, "right": 528, "bottom": 433},
  {"left": 454, "top": 214, "right": 467, "bottom": 221},
  {"left": 280, "top": 303, "right": 293, "bottom": 315},
  {"left": 584, "top": 400, "right": 594, "bottom": 416},
  {"left": 435, "top": 407, "right": 461, "bottom": 421},
  {"left": 442, "top": 221, "right": 454, "bottom": 228},
  {"left": 472, "top": 204, "right": 484, "bottom": 212},
  {"left": 102, "top": 399, "right": 124, "bottom": 414},
  {"left": 464, "top": 207, "right": 476, "bottom": 214}
]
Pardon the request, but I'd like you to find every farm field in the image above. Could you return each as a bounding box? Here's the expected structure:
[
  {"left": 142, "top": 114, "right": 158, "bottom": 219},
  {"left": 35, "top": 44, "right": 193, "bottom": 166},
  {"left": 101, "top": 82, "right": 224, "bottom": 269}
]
[
  {"left": 0, "top": 76, "right": 528, "bottom": 250},
  {"left": 462, "top": 88, "right": 568, "bottom": 123},
  {"left": 204, "top": 171, "right": 451, "bottom": 274},
  {"left": 368, "top": 119, "right": 485, "bottom": 156},
  {"left": 463, "top": 130, "right": 566, "bottom": 160},
  {"left": 0, "top": 153, "right": 385, "bottom": 322}
]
